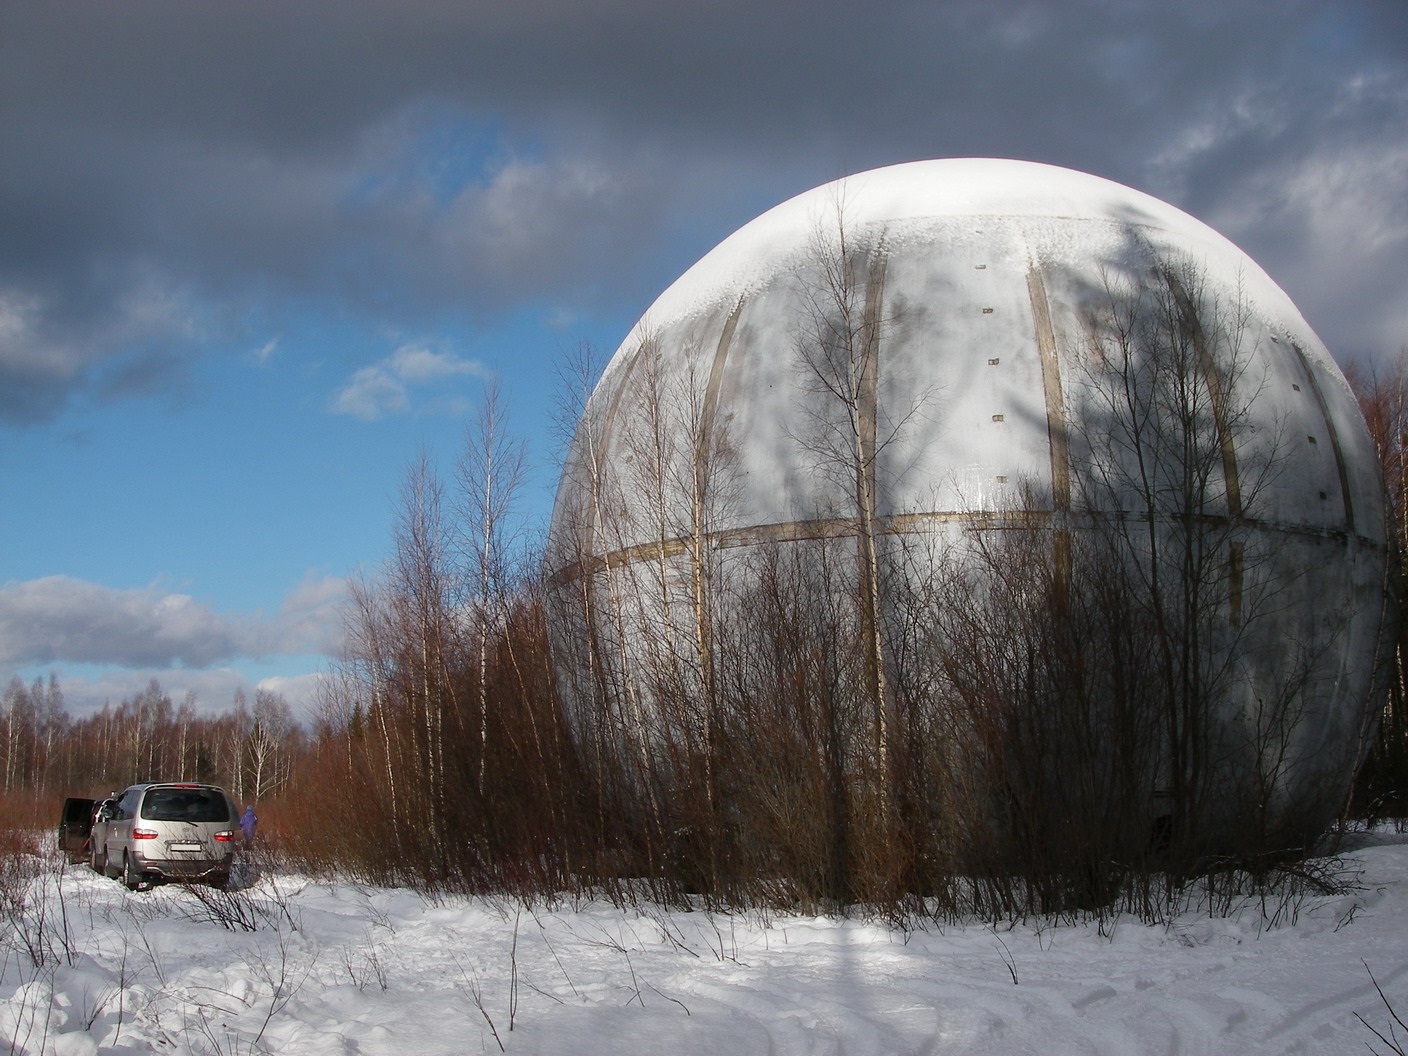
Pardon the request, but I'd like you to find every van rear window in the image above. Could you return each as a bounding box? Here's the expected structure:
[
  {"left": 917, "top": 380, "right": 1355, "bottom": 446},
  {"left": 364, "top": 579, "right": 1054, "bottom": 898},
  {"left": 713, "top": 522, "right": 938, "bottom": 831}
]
[{"left": 142, "top": 788, "right": 230, "bottom": 823}]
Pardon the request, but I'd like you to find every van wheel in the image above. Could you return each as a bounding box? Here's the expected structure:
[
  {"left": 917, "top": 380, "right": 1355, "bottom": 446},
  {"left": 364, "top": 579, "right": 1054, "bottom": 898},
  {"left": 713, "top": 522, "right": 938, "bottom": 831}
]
[
  {"left": 90, "top": 844, "right": 106, "bottom": 874},
  {"left": 121, "top": 854, "right": 144, "bottom": 892}
]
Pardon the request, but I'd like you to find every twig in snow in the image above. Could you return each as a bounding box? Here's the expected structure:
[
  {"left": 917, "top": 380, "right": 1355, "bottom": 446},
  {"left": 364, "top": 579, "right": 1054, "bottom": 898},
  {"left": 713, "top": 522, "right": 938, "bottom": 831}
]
[
  {"left": 509, "top": 905, "right": 520, "bottom": 1032},
  {"left": 453, "top": 954, "right": 505, "bottom": 1053},
  {"left": 623, "top": 948, "right": 644, "bottom": 1008},
  {"left": 1357, "top": 961, "right": 1408, "bottom": 1056},
  {"left": 991, "top": 930, "right": 1018, "bottom": 985},
  {"left": 532, "top": 910, "right": 580, "bottom": 998},
  {"left": 647, "top": 983, "right": 691, "bottom": 1016}
]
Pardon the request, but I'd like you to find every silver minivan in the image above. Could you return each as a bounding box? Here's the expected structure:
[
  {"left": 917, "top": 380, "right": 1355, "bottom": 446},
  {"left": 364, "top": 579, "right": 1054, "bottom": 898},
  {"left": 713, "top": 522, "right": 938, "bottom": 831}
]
[{"left": 101, "top": 782, "right": 239, "bottom": 890}]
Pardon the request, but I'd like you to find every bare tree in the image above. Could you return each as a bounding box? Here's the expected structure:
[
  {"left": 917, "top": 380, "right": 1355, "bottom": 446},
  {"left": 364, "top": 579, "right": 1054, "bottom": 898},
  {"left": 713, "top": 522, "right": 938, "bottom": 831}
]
[
  {"left": 792, "top": 209, "right": 893, "bottom": 803},
  {"left": 391, "top": 454, "right": 459, "bottom": 874},
  {"left": 457, "top": 383, "right": 527, "bottom": 795},
  {"left": 244, "top": 689, "right": 295, "bottom": 801},
  {"left": 787, "top": 200, "right": 934, "bottom": 898},
  {"left": 548, "top": 339, "right": 671, "bottom": 874},
  {"left": 0, "top": 678, "right": 36, "bottom": 793}
]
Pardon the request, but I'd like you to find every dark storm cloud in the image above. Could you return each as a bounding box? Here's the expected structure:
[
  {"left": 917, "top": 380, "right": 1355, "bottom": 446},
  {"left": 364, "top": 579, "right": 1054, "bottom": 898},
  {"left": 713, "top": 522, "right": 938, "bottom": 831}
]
[{"left": 3, "top": 1, "right": 1406, "bottom": 424}]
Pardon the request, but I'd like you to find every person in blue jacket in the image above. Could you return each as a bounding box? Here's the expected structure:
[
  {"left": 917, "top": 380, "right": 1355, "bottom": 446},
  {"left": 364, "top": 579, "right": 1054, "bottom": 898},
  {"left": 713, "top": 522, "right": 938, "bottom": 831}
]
[{"left": 240, "top": 804, "right": 258, "bottom": 847}]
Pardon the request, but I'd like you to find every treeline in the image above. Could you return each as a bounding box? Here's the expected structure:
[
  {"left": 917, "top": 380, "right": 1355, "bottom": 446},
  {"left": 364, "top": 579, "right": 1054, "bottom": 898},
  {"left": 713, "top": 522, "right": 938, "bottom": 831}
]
[
  {"left": 1349, "top": 353, "right": 1408, "bottom": 821},
  {"left": 5, "top": 338, "right": 1407, "bottom": 924},
  {"left": 0, "top": 676, "right": 301, "bottom": 807}
]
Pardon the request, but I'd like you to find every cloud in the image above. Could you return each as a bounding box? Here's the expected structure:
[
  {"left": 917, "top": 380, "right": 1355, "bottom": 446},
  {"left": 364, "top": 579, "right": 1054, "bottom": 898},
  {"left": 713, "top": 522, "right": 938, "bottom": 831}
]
[
  {"left": 0, "top": 575, "right": 347, "bottom": 669},
  {"left": 50, "top": 668, "right": 245, "bottom": 720},
  {"left": 0, "top": 290, "right": 86, "bottom": 424},
  {"left": 388, "top": 344, "right": 487, "bottom": 383},
  {"left": 331, "top": 364, "right": 410, "bottom": 421},
  {"left": 331, "top": 342, "right": 489, "bottom": 420},
  {"left": 0, "top": 574, "right": 348, "bottom": 722},
  {"left": 256, "top": 673, "right": 330, "bottom": 721},
  {"left": 270, "top": 575, "right": 350, "bottom": 658},
  {"left": 29, "top": 667, "right": 330, "bottom": 723},
  {"left": 1241, "top": 147, "right": 1408, "bottom": 357},
  {"left": 0, "top": 577, "right": 248, "bottom": 668},
  {"left": 252, "top": 337, "right": 279, "bottom": 365},
  {"left": 2, "top": 0, "right": 1407, "bottom": 428}
]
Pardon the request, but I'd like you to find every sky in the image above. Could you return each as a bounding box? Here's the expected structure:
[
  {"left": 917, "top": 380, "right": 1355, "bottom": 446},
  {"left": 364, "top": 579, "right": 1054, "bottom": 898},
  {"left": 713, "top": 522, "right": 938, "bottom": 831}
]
[{"left": 3, "top": 1, "right": 1407, "bottom": 721}]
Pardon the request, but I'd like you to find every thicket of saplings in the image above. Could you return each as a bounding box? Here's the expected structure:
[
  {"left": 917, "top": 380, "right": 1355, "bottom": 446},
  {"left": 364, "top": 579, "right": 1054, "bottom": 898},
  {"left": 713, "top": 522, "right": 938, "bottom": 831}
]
[
  {"left": 5, "top": 317, "right": 1406, "bottom": 927},
  {"left": 257, "top": 526, "right": 1376, "bottom": 923},
  {"left": 6, "top": 515, "right": 1392, "bottom": 924},
  {"left": 482, "top": 258, "right": 1401, "bottom": 921},
  {"left": 0, "top": 515, "right": 1397, "bottom": 925},
  {"left": 271, "top": 337, "right": 1403, "bottom": 922}
]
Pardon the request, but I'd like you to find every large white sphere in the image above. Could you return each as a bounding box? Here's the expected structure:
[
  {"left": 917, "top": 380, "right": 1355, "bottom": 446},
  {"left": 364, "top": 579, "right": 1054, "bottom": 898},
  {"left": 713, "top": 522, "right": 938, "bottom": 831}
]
[{"left": 548, "top": 159, "right": 1392, "bottom": 838}]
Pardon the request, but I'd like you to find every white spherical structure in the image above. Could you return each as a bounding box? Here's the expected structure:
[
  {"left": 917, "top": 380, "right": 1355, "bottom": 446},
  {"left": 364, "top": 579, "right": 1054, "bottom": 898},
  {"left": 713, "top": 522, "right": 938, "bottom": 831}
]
[{"left": 547, "top": 159, "right": 1392, "bottom": 853}]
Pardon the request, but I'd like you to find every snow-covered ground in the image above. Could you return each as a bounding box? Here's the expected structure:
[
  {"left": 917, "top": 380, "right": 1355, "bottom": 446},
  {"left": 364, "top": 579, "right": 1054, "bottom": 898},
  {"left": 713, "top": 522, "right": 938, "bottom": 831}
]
[{"left": 5, "top": 834, "right": 1408, "bottom": 1055}]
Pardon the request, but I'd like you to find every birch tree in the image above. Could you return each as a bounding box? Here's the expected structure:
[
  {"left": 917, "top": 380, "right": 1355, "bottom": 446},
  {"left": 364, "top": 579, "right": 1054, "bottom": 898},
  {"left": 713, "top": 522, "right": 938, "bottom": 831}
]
[
  {"left": 789, "top": 203, "right": 929, "bottom": 874},
  {"left": 457, "top": 383, "right": 526, "bottom": 795}
]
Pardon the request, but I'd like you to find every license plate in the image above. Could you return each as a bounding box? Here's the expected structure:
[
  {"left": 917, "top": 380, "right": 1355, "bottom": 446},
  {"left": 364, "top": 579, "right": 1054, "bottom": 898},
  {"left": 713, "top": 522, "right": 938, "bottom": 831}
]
[{"left": 168, "top": 842, "right": 202, "bottom": 852}]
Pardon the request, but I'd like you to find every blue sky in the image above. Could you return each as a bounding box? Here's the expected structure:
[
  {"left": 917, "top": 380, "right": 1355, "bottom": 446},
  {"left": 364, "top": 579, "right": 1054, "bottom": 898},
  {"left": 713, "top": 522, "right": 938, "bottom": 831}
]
[{"left": 3, "top": 1, "right": 1407, "bottom": 719}]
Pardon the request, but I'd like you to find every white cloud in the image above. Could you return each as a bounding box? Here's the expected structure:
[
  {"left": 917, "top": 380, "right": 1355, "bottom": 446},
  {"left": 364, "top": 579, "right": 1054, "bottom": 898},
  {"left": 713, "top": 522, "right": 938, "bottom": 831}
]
[
  {"left": 0, "top": 577, "right": 247, "bottom": 668},
  {"left": 109, "top": 266, "right": 201, "bottom": 346},
  {"left": 0, "top": 288, "right": 85, "bottom": 397},
  {"left": 268, "top": 574, "right": 350, "bottom": 658},
  {"left": 256, "top": 672, "right": 330, "bottom": 721},
  {"left": 25, "top": 666, "right": 330, "bottom": 723},
  {"left": 331, "top": 341, "right": 489, "bottom": 420},
  {"left": 252, "top": 337, "right": 279, "bottom": 365},
  {"left": 1205, "top": 139, "right": 1408, "bottom": 357},
  {"left": 0, "top": 574, "right": 348, "bottom": 669},
  {"left": 473, "top": 158, "right": 613, "bottom": 252},
  {"left": 0, "top": 575, "right": 349, "bottom": 722},
  {"left": 434, "top": 155, "right": 642, "bottom": 296},
  {"left": 388, "top": 343, "right": 486, "bottom": 383},
  {"left": 331, "top": 363, "right": 410, "bottom": 420}
]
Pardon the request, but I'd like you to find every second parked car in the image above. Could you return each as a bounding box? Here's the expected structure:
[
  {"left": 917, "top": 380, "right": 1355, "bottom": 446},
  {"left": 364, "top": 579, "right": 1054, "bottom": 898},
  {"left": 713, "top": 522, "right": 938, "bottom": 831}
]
[
  {"left": 56, "top": 797, "right": 95, "bottom": 863},
  {"left": 99, "top": 782, "right": 239, "bottom": 890}
]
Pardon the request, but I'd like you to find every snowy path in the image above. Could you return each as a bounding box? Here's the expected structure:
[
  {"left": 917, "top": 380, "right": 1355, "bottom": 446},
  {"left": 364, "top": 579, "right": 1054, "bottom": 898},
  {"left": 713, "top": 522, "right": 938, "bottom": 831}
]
[{"left": 5, "top": 836, "right": 1408, "bottom": 1054}]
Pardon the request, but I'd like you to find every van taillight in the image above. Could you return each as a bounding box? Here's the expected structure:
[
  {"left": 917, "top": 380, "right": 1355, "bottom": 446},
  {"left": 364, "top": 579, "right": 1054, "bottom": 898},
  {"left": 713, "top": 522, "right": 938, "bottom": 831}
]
[
  {"left": 214, "top": 831, "right": 234, "bottom": 842},
  {"left": 132, "top": 829, "right": 158, "bottom": 840}
]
